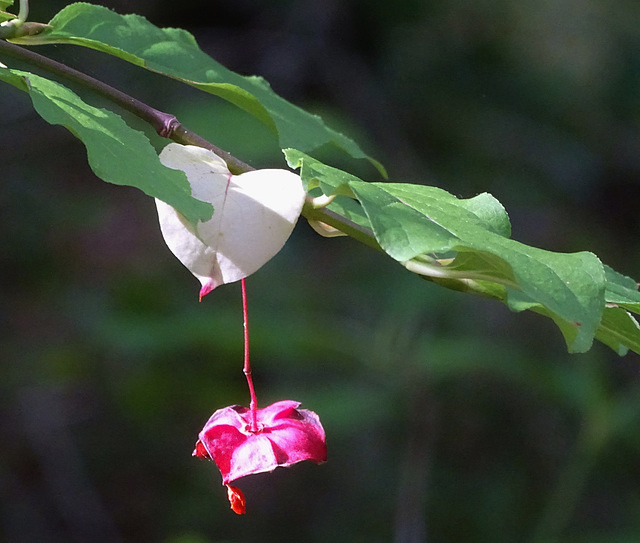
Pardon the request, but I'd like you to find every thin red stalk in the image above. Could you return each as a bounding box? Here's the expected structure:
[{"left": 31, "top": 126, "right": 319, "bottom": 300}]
[{"left": 241, "top": 278, "right": 258, "bottom": 432}]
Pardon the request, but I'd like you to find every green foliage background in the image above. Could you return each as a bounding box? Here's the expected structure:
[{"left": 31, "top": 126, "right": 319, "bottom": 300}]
[{"left": 2, "top": 1, "right": 640, "bottom": 542}]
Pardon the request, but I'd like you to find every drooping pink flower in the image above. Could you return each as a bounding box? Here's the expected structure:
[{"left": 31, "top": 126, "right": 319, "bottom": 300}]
[{"left": 193, "top": 400, "right": 327, "bottom": 485}]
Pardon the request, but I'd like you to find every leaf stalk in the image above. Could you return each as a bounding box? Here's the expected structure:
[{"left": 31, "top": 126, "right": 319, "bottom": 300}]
[{"left": 17, "top": 0, "right": 28, "bottom": 23}]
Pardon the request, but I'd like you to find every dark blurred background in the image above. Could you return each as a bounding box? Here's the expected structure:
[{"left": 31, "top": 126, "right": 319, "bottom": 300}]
[{"left": 2, "top": 1, "right": 640, "bottom": 542}]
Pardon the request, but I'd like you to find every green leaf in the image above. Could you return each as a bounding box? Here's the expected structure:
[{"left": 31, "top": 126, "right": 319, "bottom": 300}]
[
  {"left": 595, "top": 266, "right": 640, "bottom": 354},
  {"left": 596, "top": 307, "right": 640, "bottom": 356},
  {"left": 0, "top": 67, "right": 212, "bottom": 224},
  {"left": 286, "top": 149, "right": 612, "bottom": 352},
  {"left": 348, "top": 182, "right": 606, "bottom": 353},
  {"left": 348, "top": 183, "right": 511, "bottom": 260},
  {"left": 284, "top": 148, "right": 359, "bottom": 196},
  {"left": 15, "top": 2, "right": 384, "bottom": 175},
  {"left": 0, "top": 0, "right": 15, "bottom": 23},
  {"left": 455, "top": 192, "right": 511, "bottom": 238},
  {"left": 604, "top": 265, "right": 640, "bottom": 314}
]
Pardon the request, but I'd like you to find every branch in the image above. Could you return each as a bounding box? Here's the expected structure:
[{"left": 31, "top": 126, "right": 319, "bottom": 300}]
[
  {"left": 302, "top": 201, "right": 381, "bottom": 252},
  {"left": 0, "top": 41, "right": 381, "bottom": 249},
  {"left": 0, "top": 40, "right": 253, "bottom": 174}
]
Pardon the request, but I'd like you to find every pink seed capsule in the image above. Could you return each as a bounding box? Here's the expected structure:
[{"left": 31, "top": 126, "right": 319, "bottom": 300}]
[{"left": 226, "top": 485, "right": 246, "bottom": 515}]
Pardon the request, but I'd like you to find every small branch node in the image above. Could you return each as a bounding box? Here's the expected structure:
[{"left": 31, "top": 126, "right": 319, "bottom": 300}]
[{"left": 157, "top": 114, "right": 180, "bottom": 138}]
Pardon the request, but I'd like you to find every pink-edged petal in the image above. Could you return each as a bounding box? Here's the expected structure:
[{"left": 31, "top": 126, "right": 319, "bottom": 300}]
[
  {"left": 225, "top": 433, "right": 283, "bottom": 482},
  {"left": 200, "top": 405, "right": 251, "bottom": 433},
  {"left": 199, "top": 424, "right": 248, "bottom": 482},
  {"left": 263, "top": 410, "right": 327, "bottom": 466},
  {"left": 253, "top": 400, "right": 302, "bottom": 426},
  {"left": 192, "top": 440, "right": 210, "bottom": 459}
]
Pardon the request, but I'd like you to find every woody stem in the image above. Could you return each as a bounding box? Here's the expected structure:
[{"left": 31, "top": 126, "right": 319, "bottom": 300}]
[
  {"left": 241, "top": 278, "right": 258, "bottom": 432},
  {"left": 0, "top": 41, "right": 381, "bottom": 245}
]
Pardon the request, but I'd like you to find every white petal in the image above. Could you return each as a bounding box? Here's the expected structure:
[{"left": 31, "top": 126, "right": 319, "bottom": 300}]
[{"left": 155, "top": 143, "right": 305, "bottom": 297}]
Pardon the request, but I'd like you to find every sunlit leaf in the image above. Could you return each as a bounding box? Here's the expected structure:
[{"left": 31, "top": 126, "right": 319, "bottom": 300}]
[
  {"left": 604, "top": 265, "right": 640, "bottom": 314},
  {"left": 284, "top": 148, "right": 359, "bottom": 196},
  {"left": 349, "top": 182, "right": 605, "bottom": 352},
  {"left": 0, "top": 67, "right": 212, "bottom": 224},
  {"left": 286, "top": 150, "right": 631, "bottom": 354},
  {"left": 14, "top": 2, "right": 385, "bottom": 174},
  {"left": 0, "top": 0, "right": 16, "bottom": 21},
  {"left": 596, "top": 307, "right": 640, "bottom": 356},
  {"left": 0, "top": 0, "right": 14, "bottom": 22}
]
